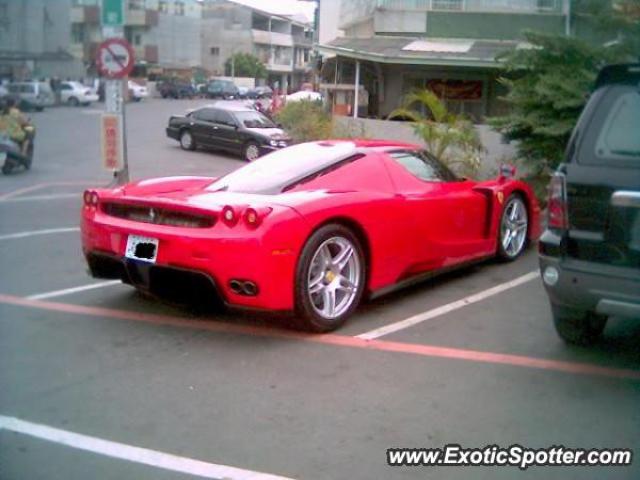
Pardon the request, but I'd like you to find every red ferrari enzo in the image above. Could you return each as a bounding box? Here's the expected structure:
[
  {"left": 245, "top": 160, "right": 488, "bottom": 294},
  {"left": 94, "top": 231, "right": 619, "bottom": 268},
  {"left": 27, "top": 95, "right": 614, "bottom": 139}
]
[{"left": 81, "top": 140, "right": 540, "bottom": 332}]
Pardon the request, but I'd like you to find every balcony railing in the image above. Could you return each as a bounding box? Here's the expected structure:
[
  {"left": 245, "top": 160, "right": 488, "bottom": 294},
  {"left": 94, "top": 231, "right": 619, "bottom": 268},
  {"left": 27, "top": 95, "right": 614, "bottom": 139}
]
[
  {"left": 251, "top": 29, "right": 294, "bottom": 47},
  {"left": 339, "top": 0, "right": 563, "bottom": 28}
]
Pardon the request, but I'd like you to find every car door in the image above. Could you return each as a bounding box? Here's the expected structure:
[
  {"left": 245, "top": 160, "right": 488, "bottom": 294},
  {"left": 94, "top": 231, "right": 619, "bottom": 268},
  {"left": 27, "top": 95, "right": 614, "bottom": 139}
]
[
  {"left": 189, "top": 108, "right": 219, "bottom": 147},
  {"left": 211, "top": 109, "right": 241, "bottom": 153},
  {"left": 385, "top": 150, "right": 489, "bottom": 270}
]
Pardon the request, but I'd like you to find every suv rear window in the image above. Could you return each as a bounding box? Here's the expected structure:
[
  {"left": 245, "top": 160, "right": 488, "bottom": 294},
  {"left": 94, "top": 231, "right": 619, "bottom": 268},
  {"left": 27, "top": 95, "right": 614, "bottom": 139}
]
[
  {"left": 595, "top": 90, "right": 640, "bottom": 161},
  {"left": 578, "top": 85, "right": 640, "bottom": 166}
]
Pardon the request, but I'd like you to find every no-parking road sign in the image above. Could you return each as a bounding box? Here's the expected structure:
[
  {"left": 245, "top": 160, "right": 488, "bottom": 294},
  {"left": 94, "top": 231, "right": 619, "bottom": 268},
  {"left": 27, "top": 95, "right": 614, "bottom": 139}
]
[{"left": 96, "top": 38, "right": 135, "bottom": 79}]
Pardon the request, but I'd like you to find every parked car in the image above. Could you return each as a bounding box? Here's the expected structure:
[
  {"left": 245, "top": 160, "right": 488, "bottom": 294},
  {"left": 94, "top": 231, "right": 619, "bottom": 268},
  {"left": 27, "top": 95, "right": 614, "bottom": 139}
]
[
  {"left": 206, "top": 79, "right": 240, "bottom": 99},
  {"left": 158, "top": 81, "right": 196, "bottom": 99},
  {"left": 247, "top": 86, "right": 273, "bottom": 99},
  {"left": 166, "top": 102, "right": 291, "bottom": 161},
  {"left": 128, "top": 81, "right": 149, "bottom": 101},
  {"left": 6, "top": 81, "right": 55, "bottom": 111},
  {"left": 286, "top": 90, "right": 323, "bottom": 103},
  {"left": 81, "top": 140, "right": 540, "bottom": 332},
  {"left": 237, "top": 86, "right": 249, "bottom": 98},
  {"left": 58, "top": 81, "right": 99, "bottom": 106},
  {"left": 539, "top": 63, "right": 640, "bottom": 345}
]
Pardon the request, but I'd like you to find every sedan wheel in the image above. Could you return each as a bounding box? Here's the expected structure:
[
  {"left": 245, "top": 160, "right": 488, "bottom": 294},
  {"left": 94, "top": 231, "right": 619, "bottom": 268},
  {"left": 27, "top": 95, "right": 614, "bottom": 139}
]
[
  {"left": 498, "top": 194, "right": 528, "bottom": 261},
  {"left": 180, "top": 130, "right": 195, "bottom": 151},
  {"left": 295, "top": 225, "right": 365, "bottom": 332},
  {"left": 243, "top": 142, "right": 260, "bottom": 162}
]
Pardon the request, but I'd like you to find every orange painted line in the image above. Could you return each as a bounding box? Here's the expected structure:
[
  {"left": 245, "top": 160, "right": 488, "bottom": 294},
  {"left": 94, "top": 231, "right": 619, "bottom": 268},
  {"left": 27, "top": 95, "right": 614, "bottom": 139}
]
[{"left": 0, "top": 293, "right": 638, "bottom": 381}]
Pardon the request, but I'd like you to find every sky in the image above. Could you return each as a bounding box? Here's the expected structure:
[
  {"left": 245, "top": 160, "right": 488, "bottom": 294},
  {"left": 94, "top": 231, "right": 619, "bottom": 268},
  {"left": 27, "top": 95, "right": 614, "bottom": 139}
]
[{"left": 227, "top": 0, "right": 317, "bottom": 23}]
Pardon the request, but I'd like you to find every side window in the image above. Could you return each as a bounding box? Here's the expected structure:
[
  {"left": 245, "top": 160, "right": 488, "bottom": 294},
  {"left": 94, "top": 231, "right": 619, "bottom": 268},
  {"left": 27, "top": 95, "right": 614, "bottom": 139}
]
[
  {"left": 193, "top": 108, "right": 216, "bottom": 122},
  {"left": 213, "top": 110, "right": 236, "bottom": 127},
  {"left": 389, "top": 150, "right": 457, "bottom": 182},
  {"left": 595, "top": 90, "right": 640, "bottom": 161}
]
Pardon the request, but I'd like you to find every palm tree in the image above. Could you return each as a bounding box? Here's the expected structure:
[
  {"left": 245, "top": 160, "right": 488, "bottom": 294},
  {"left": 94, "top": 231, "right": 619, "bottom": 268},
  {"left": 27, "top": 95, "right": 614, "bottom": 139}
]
[{"left": 390, "top": 90, "right": 483, "bottom": 178}]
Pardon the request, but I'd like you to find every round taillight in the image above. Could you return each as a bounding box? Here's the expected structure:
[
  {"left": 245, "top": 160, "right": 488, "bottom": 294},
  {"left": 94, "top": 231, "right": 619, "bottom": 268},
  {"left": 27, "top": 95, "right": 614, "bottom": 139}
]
[
  {"left": 245, "top": 208, "right": 258, "bottom": 225},
  {"left": 83, "top": 190, "right": 98, "bottom": 207},
  {"left": 222, "top": 205, "right": 237, "bottom": 226}
]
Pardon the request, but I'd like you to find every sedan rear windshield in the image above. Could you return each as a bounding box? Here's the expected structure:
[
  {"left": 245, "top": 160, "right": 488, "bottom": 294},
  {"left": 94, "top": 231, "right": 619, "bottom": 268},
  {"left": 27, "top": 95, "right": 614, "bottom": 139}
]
[
  {"left": 207, "top": 142, "right": 356, "bottom": 194},
  {"left": 235, "top": 111, "right": 276, "bottom": 128}
]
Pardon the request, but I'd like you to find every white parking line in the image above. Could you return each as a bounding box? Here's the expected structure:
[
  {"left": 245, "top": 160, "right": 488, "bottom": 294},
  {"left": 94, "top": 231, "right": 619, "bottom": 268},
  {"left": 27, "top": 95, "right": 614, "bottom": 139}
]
[
  {"left": 0, "top": 227, "right": 80, "bottom": 241},
  {"left": 26, "top": 281, "right": 122, "bottom": 300},
  {"left": 357, "top": 270, "right": 540, "bottom": 340},
  {"left": 0, "top": 193, "right": 80, "bottom": 203},
  {"left": 0, "top": 415, "right": 296, "bottom": 480}
]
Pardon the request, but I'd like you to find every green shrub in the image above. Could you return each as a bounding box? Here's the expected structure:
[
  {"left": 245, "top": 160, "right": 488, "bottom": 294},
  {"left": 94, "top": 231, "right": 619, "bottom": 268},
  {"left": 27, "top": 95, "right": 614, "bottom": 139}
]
[
  {"left": 390, "top": 90, "right": 483, "bottom": 178},
  {"left": 275, "top": 100, "right": 332, "bottom": 143}
]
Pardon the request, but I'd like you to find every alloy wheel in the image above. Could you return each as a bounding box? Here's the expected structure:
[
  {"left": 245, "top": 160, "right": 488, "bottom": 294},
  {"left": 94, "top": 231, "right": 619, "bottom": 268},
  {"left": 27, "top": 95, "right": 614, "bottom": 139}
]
[
  {"left": 500, "top": 196, "right": 528, "bottom": 258},
  {"left": 307, "top": 236, "right": 361, "bottom": 320}
]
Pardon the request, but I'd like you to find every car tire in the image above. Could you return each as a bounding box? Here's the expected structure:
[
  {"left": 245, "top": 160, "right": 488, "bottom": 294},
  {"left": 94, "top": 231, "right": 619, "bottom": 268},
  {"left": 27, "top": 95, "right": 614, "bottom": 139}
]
[
  {"left": 35, "top": 106, "right": 44, "bottom": 112},
  {"left": 68, "top": 97, "right": 80, "bottom": 107},
  {"left": 294, "top": 224, "right": 366, "bottom": 332},
  {"left": 242, "top": 141, "right": 260, "bottom": 162},
  {"left": 551, "top": 303, "right": 607, "bottom": 345},
  {"left": 179, "top": 130, "right": 196, "bottom": 151},
  {"left": 2, "top": 161, "right": 13, "bottom": 175},
  {"left": 497, "top": 194, "right": 529, "bottom": 261}
]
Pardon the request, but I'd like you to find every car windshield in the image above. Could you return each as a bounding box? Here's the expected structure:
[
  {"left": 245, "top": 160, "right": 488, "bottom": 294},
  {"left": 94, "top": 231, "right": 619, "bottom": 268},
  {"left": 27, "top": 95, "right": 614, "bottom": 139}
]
[
  {"left": 235, "top": 111, "right": 276, "bottom": 128},
  {"left": 207, "top": 142, "right": 356, "bottom": 194}
]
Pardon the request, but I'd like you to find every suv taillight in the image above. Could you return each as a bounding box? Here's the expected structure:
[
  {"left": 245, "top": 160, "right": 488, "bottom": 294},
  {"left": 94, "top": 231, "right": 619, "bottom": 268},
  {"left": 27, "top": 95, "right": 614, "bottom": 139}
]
[{"left": 547, "top": 174, "right": 568, "bottom": 230}]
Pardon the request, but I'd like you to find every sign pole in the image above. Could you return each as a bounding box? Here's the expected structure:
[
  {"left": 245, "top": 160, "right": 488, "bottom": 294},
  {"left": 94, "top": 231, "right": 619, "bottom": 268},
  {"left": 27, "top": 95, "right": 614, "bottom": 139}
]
[{"left": 99, "top": 0, "right": 132, "bottom": 186}]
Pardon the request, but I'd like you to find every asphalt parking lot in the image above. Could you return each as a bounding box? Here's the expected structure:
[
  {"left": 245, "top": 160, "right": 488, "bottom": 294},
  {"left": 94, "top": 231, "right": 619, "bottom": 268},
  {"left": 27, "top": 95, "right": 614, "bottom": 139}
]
[{"left": 1, "top": 99, "right": 639, "bottom": 480}]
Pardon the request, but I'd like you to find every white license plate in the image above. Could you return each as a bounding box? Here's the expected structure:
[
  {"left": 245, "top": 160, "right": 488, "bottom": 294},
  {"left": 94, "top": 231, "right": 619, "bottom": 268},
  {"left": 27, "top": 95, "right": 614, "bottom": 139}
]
[{"left": 125, "top": 235, "right": 159, "bottom": 263}]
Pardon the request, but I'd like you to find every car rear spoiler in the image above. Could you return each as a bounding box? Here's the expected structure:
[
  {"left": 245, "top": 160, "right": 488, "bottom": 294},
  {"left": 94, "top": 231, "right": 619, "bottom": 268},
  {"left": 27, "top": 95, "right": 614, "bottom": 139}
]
[{"left": 595, "top": 63, "right": 640, "bottom": 89}]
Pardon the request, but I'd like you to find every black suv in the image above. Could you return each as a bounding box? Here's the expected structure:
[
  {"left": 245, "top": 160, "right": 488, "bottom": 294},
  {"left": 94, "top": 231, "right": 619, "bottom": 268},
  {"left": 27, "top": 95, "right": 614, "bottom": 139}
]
[
  {"left": 539, "top": 64, "right": 640, "bottom": 345},
  {"left": 206, "top": 79, "right": 239, "bottom": 99},
  {"left": 166, "top": 102, "right": 291, "bottom": 161}
]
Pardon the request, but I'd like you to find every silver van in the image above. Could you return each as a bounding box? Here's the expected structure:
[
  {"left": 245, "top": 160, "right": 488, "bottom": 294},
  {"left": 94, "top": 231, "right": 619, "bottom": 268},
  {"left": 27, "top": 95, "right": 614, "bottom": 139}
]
[{"left": 7, "top": 82, "right": 55, "bottom": 110}]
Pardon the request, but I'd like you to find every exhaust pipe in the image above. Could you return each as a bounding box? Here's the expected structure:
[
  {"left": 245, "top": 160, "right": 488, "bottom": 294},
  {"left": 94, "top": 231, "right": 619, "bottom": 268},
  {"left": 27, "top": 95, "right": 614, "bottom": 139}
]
[
  {"left": 228, "top": 279, "right": 258, "bottom": 296},
  {"left": 242, "top": 281, "right": 258, "bottom": 296},
  {"left": 229, "top": 279, "right": 243, "bottom": 294}
]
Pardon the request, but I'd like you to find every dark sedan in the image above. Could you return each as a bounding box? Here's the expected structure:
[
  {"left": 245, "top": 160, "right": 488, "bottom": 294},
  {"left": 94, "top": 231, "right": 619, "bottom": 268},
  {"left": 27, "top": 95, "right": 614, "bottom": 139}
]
[{"left": 166, "top": 103, "right": 291, "bottom": 161}]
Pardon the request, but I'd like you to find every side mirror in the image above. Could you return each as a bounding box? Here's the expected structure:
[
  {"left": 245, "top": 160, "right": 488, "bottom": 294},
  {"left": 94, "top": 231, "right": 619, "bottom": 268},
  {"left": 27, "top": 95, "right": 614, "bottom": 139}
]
[{"left": 498, "top": 164, "right": 517, "bottom": 183}]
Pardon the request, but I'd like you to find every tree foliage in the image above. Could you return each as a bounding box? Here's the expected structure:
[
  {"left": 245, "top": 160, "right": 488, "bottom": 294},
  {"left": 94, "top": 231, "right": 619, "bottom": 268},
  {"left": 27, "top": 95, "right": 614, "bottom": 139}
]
[
  {"left": 224, "top": 53, "right": 267, "bottom": 79},
  {"left": 390, "top": 90, "right": 483, "bottom": 178},
  {"left": 489, "top": 30, "right": 637, "bottom": 175}
]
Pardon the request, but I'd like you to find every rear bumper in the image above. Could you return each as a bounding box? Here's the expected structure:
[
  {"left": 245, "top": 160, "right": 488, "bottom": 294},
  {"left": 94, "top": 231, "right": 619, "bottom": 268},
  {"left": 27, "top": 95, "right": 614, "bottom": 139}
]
[
  {"left": 539, "top": 230, "right": 640, "bottom": 318},
  {"left": 81, "top": 207, "right": 305, "bottom": 311},
  {"left": 80, "top": 94, "right": 99, "bottom": 103},
  {"left": 166, "top": 127, "right": 180, "bottom": 140}
]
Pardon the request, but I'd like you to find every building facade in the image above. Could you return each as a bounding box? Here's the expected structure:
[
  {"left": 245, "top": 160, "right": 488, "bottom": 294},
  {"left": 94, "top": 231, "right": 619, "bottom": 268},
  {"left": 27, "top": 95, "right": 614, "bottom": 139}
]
[
  {"left": 317, "top": 0, "right": 607, "bottom": 120},
  {"left": 70, "top": 0, "right": 204, "bottom": 75},
  {"left": 0, "top": 0, "right": 84, "bottom": 80},
  {"left": 202, "top": 0, "right": 314, "bottom": 91}
]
